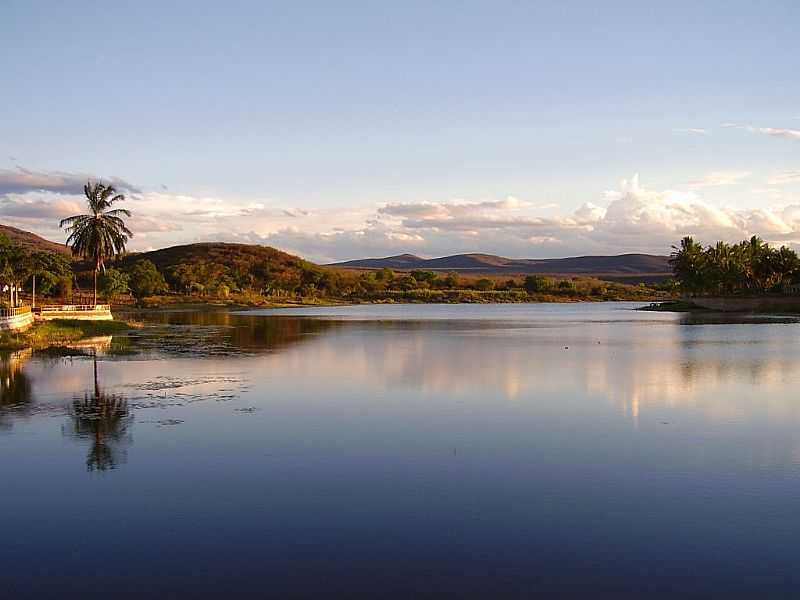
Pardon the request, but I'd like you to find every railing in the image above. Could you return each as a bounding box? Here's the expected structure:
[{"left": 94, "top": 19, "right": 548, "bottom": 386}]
[
  {"left": 0, "top": 305, "right": 32, "bottom": 318},
  {"left": 37, "top": 304, "right": 111, "bottom": 312}
]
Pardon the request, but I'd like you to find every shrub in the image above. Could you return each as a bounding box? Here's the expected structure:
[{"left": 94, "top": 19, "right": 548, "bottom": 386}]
[
  {"left": 100, "top": 268, "right": 130, "bottom": 300},
  {"left": 524, "top": 275, "right": 552, "bottom": 293},
  {"left": 127, "top": 260, "right": 167, "bottom": 299}
]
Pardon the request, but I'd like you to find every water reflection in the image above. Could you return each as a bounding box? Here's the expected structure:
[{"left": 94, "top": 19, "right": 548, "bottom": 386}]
[
  {"left": 117, "top": 307, "right": 800, "bottom": 430},
  {"left": 220, "top": 310, "right": 800, "bottom": 431},
  {"left": 12, "top": 306, "right": 800, "bottom": 443},
  {"left": 6, "top": 304, "right": 800, "bottom": 597},
  {"left": 63, "top": 355, "right": 132, "bottom": 472},
  {"left": 118, "top": 308, "right": 337, "bottom": 355},
  {"left": 0, "top": 350, "right": 33, "bottom": 430}
]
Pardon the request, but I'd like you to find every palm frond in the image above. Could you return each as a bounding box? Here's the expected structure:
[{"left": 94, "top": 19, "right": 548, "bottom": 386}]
[
  {"left": 59, "top": 214, "right": 89, "bottom": 228},
  {"left": 61, "top": 180, "right": 133, "bottom": 275},
  {"left": 104, "top": 208, "right": 132, "bottom": 218}
]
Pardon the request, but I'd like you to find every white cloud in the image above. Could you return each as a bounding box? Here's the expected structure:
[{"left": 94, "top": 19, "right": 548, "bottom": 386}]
[
  {"left": 726, "top": 124, "right": 800, "bottom": 141},
  {"left": 674, "top": 128, "right": 707, "bottom": 135},
  {"left": 7, "top": 169, "right": 800, "bottom": 263},
  {"left": 573, "top": 202, "right": 606, "bottom": 224},
  {"left": 748, "top": 126, "right": 800, "bottom": 141},
  {"left": 236, "top": 175, "right": 800, "bottom": 261}
]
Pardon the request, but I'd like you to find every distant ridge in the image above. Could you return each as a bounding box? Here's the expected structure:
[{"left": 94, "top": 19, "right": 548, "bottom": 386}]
[
  {"left": 330, "top": 253, "right": 425, "bottom": 269},
  {"left": 0, "top": 224, "right": 70, "bottom": 256},
  {"left": 119, "top": 242, "right": 306, "bottom": 271},
  {"left": 0, "top": 224, "right": 673, "bottom": 283},
  {"left": 330, "top": 252, "right": 672, "bottom": 280}
]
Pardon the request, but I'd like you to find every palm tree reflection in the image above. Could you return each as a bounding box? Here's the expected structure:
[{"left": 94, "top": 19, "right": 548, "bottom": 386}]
[{"left": 66, "top": 354, "right": 132, "bottom": 472}]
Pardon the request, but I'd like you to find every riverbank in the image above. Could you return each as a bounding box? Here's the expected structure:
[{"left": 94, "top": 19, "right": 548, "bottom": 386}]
[
  {"left": 0, "top": 319, "right": 139, "bottom": 351},
  {"left": 127, "top": 287, "right": 673, "bottom": 308},
  {"left": 641, "top": 296, "right": 800, "bottom": 313},
  {"left": 683, "top": 296, "right": 800, "bottom": 313}
]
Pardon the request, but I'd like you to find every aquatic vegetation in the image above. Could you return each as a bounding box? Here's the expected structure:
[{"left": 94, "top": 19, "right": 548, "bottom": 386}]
[{"left": 126, "top": 374, "right": 248, "bottom": 408}]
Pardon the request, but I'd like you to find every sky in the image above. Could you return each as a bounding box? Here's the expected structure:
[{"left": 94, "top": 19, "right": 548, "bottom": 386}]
[{"left": 1, "top": 0, "right": 799, "bottom": 262}]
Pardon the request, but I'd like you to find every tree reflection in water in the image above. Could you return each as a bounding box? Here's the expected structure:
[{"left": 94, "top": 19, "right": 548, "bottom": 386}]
[{"left": 66, "top": 354, "right": 132, "bottom": 472}]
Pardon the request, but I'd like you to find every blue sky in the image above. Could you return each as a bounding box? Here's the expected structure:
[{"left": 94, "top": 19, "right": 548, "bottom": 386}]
[{"left": 2, "top": 1, "right": 799, "bottom": 260}]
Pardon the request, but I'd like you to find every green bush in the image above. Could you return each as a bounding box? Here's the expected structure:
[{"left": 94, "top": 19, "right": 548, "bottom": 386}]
[
  {"left": 100, "top": 268, "right": 130, "bottom": 300},
  {"left": 127, "top": 260, "right": 167, "bottom": 299},
  {"left": 524, "top": 275, "right": 553, "bottom": 293}
]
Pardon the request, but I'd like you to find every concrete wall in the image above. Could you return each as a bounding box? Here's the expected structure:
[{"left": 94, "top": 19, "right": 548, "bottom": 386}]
[
  {"left": 0, "top": 309, "right": 34, "bottom": 331},
  {"left": 688, "top": 296, "right": 800, "bottom": 313},
  {"left": 37, "top": 308, "right": 113, "bottom": 321}
]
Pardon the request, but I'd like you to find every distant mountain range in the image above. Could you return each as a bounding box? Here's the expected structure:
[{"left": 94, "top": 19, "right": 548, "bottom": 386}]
[
  {"left": 330, "top": 252, "right": 672, "bottom": 282},
  {"left": 0, "top": 223, "right": 672, "bottom": 283}
]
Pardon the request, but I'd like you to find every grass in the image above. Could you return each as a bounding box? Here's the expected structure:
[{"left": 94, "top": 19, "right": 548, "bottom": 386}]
[{"left": 0, "top": 319, "right": 139, "bottom": 351}]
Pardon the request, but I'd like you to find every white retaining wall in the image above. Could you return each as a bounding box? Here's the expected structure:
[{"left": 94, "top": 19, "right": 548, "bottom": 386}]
[
  {"left": 35, "top": 304, "right": 114, "bottom": 321},
  {"left": 0, "top": 308, "right": 34, "bottom": 331}
]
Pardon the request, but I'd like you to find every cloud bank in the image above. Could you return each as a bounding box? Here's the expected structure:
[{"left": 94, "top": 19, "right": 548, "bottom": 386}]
[
  {"left": 0, "top": 166, "right": 140, "bottom": 196},
  {"left": 3, "top": 167, "right": 800, "bottom": 262}
]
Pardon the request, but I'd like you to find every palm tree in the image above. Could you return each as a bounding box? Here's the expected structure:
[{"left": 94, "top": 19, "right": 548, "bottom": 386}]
[
  {"left": 60, "top": 182, "right": 133, "bottom": 305},
  {"left": 669, "top": 236, "right": 706, "bottom": 295},
  {"left": 774, "top": 246, "right": 800, "bottom": 289}
]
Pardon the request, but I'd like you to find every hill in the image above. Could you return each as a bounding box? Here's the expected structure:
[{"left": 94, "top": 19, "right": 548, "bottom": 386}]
[
  {"left": 114, "top": 241, "right": 323, "bottom": 295},
  {"left": 330, "top": 252, "right": 672, "bottom": 282},
  {"left": 119, "top": 242, "right": 308, "bottom": 272},
  {"left": 0, "top": 224, "right": 71, "bottom": 256}
]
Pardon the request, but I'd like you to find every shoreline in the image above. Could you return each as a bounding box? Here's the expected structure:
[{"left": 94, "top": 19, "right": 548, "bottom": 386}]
[
  {"left": 0, "top": 319, "right": 139, "bottom": 352},
  {"left": 120, "top": 290, "right": 672, "bottom": 311},
  {"left": 641, "top": 297, "right": 800, "bottom": 314}
]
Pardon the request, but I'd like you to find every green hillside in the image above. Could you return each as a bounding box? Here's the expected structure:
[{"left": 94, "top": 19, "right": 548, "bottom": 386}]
[
  {"left": 116, "top": 242, "right": 325, "bottom": 297},
  {"left": 121, "top": 242, "right": 307, "bottom": 272}
]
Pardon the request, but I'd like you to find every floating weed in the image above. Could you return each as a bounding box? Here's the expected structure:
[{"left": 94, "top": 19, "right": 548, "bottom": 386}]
[
  {"left": 124, "top": 374, "right": 249, "bottom": 409},
  {"left": 139, "top": 418, "right": 185, "bottom": 427}
]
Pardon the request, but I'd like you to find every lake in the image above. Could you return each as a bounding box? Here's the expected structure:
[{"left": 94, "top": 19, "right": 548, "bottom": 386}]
[{"left": 3, "top": 302, "right": 800, "bottom": 598}]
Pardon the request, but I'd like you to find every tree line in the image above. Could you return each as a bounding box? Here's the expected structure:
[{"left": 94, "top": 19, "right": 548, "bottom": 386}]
[
  {"left": 669, "top": 235, "right": 800, "bottom": 295},
  {"left": 97, "top": 262, "right": 608, "bottom": 301},
  {"left": 0, "top": 235, "right": 73, "bottom": 305}
]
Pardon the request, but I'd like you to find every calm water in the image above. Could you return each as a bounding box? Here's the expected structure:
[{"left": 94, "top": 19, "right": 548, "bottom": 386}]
[{"left": 3, "top": 302, "right": 800, "bottom": 598}]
